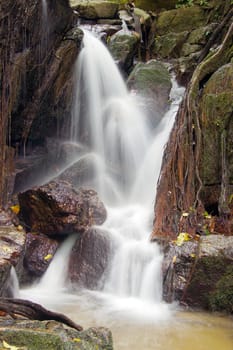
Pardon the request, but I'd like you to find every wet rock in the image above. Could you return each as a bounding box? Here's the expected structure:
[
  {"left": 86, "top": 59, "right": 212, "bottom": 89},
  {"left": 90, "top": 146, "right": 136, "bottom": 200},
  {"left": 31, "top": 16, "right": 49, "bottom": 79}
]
[
  {"left": 127, "top": 60, "right": 172, "bottom": 116},
  {"left": 22, "top": 233, "right": 59, "bottom": 283},
  {"left": 162, "top": 235, "right": 233, "bottom": 313},
  {"left": 54, "top": 149, "right": 97, "bottom": 188},
  {"left": 0, "top": 226, "right": 26, "bottom": 296},
  {"left": 69, "top": 228, "right": 111, "bottom": 289},
  {"left": 108, "top": 31, "right": 140, "bottom": 73},
  {"left": 18, "top": 181, "right": 107, "bottom": 236},
  {"left": 70, "top": 0, "right": 119, "bottom": 19},
  {"left": 0, "top": 319, "right": 113, "bottom": 350}
]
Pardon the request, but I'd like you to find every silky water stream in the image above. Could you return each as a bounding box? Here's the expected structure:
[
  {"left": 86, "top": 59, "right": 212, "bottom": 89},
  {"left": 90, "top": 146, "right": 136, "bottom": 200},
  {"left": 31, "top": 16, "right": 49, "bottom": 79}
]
[{"left": 20, "top": 30, "right": 233, "bottom": 349}]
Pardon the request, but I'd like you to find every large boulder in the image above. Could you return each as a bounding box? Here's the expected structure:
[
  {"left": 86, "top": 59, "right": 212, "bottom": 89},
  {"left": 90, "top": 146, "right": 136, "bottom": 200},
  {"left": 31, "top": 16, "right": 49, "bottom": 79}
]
[
  {"left": 18, "top": 181, "right": 107, "bottom": 236},
  {"left": 70, "top": 0, "right": 119, "bottom": 19},
  {"left": 69, "top": 228, "right": 111, "bottom": 289},
  {"left": 0, "top": 226, "right": 26, "bottom": 296},
  {"left": 162, "top": 235, "right": 233, "bottom": 313},
  {"left": 0, "top": 319, "right": 113, "bottom": 350},
  {"left": 127, "top": 60, "right": 172, "bottom": 116}
]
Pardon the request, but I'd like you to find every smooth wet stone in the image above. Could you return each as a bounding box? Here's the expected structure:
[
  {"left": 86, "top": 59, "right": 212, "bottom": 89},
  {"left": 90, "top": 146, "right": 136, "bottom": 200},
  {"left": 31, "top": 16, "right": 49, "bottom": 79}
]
[{"left": 18, "top": 181, "right": 107, "bottom": 236}]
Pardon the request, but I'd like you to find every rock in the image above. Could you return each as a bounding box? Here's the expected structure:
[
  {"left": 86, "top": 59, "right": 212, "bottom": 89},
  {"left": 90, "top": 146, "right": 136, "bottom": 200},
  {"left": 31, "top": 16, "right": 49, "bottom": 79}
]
[
  {"left": 133, "top": 0, "right": 177, "bottom": 11},
  {"left": 0, "top": 319, "right": 113, "bottom": 350},
  {"left": 54, "top": 152, "right": 98, "bottom": 188},
  {"left": 162, "top": 235, "right": 233, "bottom": 313},
  {"left": 156, "top": 6, "right": 207, "bottom": 36},
  {"left": 153, "top": 31, "right": 189, "bottom": 59},
  {"left": 0, "top": 226, "right": 26, "bottom": 296},
  {"left": 22, "top": 233, "right": 59, "bottom": 282},
  {"left": 18, "top": 181, "right": 107, "bottom": 236},
  {"left": 69, "top": 228, "right": 111, "bottom": 289},
  {"left": 127, "top": 60, "right": 172, "bottom": 116},
  {"left": 70, "top": 0, "right": 119, "bottom": 19},
  {"left": 108, "top": 31, "right": 140, "bottom": 73}
]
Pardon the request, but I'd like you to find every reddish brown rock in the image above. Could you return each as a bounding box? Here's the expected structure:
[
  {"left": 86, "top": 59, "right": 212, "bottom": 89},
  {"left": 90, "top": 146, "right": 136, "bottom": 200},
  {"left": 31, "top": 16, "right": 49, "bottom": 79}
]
[
  {"left": 69, "top": 228, "right": 111, "bottom": 289},
  {"left": 23, "top": 233, "right": 59, "bottom": 279},
  {"left": 18, "top": 180, "right": 107, "bottom": 236}
]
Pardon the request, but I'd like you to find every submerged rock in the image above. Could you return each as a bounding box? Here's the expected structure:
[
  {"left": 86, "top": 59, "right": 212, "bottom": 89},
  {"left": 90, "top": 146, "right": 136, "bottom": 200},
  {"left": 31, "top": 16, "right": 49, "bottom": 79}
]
[
  {"left": 18, "top": 181, "right": 107, "bottom": 236},
  {"left": 69, "top": 228, "right": 111, "bottom": 289},
  {"left": 0, "top": 319, "right": 113, "bottom": 350}
]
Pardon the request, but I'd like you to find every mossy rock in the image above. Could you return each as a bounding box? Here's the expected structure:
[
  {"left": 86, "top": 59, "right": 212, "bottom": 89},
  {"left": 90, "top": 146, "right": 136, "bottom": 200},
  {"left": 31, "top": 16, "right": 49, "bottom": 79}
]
[
  {"left": 208, "top": 265, "right": 233, "bottom": 313},
  {"left": 108, "top": 32, "right": 140, "bottom": 72},
  {"left": 0, "top": 320, "right": 113, "bottom": 350},
  {"left": 156, "top": 6, "right": 207, "bottom": 35},
  {"left": 69, "top": 0, "right": 119, "bottom": 19},
  {"left": 200, "top": 63, "right": 233, "bottom": 185},
  {"left": 153, "top": 31, "right": 189, "bottom": 58},
  {"left": 184, "top": 235, "right": 233, "bottom": 312},
  {"left": 127, "top": 60, "right": 171, "bottom": 115}
]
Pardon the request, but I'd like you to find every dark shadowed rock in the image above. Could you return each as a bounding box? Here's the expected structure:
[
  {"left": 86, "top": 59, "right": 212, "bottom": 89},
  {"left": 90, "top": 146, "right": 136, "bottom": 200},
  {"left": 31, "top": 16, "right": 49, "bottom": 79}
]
[
  {"left": 69, "top": 228, "right": 111, "bottom": 289},
  {"left": 21, "top": 233, "right": 59, "bottom": 283},
  {"left": 18, "top": 181, "right": 107, "bottom": 236}
]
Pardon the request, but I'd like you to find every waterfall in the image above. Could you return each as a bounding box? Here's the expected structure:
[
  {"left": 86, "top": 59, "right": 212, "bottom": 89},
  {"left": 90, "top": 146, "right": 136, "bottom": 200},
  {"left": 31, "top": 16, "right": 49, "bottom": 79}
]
[{"left": 21, "top": 30, "right": 184, "bottom": 320}]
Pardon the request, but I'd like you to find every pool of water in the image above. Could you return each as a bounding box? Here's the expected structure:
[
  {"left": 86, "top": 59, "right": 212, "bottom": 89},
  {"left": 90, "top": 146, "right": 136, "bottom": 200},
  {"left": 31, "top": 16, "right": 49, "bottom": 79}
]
[{"left": 21, "top": 288, "right": 233, "bottom": 350}]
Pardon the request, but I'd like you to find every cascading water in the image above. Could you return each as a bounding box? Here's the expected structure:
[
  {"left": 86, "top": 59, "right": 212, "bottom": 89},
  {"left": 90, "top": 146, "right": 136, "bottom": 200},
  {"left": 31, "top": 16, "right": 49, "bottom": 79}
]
[
  {"left": 21, "top": 30, "right": 184, "bottom": 319},
  {"left": 19, "top": 29, "right": 233, "bottom": 350}
]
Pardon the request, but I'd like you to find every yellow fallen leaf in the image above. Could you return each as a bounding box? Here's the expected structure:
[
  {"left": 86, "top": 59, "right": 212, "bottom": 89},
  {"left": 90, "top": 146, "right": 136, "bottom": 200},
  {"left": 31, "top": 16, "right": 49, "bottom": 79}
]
[
  {"left": 73, "top": 338, "right": 81, "bottom": 342},
  {"left": 44, "top": 254, "right": 53, "bottom": 261},
  {"left": 182, "top": 212, "right": 189, "bottom": 217},
  {"left": 2, "top": 340, "right": 23, "bottom": 350},
  {"left": 16, "top": 225, "right": 24, "bottom": 232},
  {"left": 2, "top": 246, "right": 11, "bottom": 253},
  {"left": 172, "top": 255, "right": 177, "bottom": 264},
  {"left": 10, "top": 205, "right": 20, "bottom": 215},
  {"left": 175, "top": 232, "right": 190, "bottom": 246},
  {"left": 190, "top": 253, "right": 196, "bottom": 258}
]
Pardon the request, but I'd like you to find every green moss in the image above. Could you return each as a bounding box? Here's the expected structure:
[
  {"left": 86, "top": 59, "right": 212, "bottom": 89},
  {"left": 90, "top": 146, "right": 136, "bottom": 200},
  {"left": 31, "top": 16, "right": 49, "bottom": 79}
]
[
  {"left": 156, "top": 6, "right": 207, "bottom": 35},
  {"left": 128, "top": 60, "right": 171, "bottom": 92},
  {"left": 208, "top": 265, "right": 233, "bottom": 313},
  {"left": 154, "top": 31, "right": 188, "bottom": 58},
  {"left": 186, "top": 256, "right": 230, "bottom": 308}
]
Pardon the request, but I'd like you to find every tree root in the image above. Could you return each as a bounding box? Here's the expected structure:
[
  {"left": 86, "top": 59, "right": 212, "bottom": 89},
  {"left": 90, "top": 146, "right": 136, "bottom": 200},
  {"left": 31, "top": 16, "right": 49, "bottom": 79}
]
[{"left": 0, "top": 298, "right": 83, "bottom": 332}]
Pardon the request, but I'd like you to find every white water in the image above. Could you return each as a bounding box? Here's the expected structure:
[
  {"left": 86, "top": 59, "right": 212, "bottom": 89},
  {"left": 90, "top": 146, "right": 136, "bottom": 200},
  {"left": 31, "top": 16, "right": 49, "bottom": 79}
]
[{"left": 21, "top": 31, "right": 185, "bottom": 322}]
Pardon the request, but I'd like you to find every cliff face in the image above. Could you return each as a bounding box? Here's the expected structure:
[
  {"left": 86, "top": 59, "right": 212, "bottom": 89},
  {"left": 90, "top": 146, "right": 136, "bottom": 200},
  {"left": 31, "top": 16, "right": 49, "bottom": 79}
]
[
  {"left": 152, "top": 7, "right": 233, "bottom": 240},
  {"left": 0, "top": 0, "right": 82, "bottom": 206}
]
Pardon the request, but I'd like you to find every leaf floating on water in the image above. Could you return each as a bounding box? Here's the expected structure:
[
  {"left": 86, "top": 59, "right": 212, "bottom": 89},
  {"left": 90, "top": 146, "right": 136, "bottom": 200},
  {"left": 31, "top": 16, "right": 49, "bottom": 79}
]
[
  {"left": 10, "top": 205, "right": 20, "bottom": 215},
  {"left": 44, "top": 254, "right": 53, "bottom": 261},
  {"left": 175, "top": 232, "right": 190, "bottom": 246}
]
